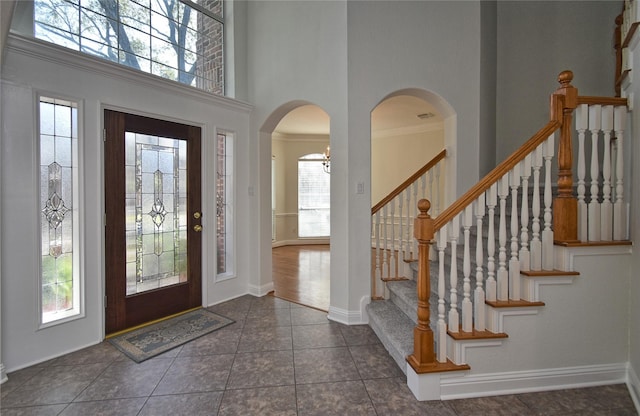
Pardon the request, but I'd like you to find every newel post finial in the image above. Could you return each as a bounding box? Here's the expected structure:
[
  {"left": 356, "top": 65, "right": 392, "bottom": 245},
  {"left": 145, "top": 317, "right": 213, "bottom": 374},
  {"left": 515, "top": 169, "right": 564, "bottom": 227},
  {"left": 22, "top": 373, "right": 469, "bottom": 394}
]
[
  {"left": 553, "top": 70, "right": 579, "bottom": 242},
  {"left": 407, "top": 198, "right": 436, "bottom": 372},
  {"left": 557, "top": 70, "right": 573, "bottom": 87}
]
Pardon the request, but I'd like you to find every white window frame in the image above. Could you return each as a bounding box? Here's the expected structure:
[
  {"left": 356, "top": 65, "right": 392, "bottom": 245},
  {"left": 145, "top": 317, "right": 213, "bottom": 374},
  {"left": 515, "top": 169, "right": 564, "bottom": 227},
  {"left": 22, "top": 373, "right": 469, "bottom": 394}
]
[
  {"left": 37, "top": 93, "right": 85, "bottom": 328},
  {"left": 214, "top": 129, "right": 235, "bottom": 282}
]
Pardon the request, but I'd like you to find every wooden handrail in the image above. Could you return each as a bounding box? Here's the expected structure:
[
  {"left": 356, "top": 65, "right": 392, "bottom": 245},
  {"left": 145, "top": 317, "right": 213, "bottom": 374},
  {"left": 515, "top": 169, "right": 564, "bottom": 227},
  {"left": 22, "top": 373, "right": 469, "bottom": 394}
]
[
  {"left": 577, "top": 96, "right": 628, "bottom": 106},
  {"left": 433, "top": 73, "right": 629, "bottom": 233},
  {"left": 371, "top": 149, "right": 447, "bottom": 215},
  {"left": 433, "top": 120, "right": 560, "bottom": 231}
]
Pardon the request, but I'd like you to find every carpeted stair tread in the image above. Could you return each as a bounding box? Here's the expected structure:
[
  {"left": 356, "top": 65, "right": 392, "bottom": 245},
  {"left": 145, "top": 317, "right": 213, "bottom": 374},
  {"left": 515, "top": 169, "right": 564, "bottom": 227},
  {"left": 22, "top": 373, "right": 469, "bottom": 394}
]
[{"left": 367, "top": 300, "right": 414, "bottom": 374}]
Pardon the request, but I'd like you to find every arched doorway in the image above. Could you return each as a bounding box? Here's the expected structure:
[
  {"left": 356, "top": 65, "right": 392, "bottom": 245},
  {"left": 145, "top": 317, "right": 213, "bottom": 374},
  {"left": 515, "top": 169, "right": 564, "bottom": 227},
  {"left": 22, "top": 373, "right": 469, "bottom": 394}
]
[
  {"left": 267, "top": 104, "right": 331, "bottom": 311},
  {"left": 369, "top": 90, "right": 456, "bottom": 297}
]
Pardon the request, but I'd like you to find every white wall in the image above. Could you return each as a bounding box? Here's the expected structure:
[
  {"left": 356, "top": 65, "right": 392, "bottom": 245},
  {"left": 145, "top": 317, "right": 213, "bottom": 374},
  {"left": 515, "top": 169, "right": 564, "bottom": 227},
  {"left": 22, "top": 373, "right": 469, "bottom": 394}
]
[
  {"left": 245, "top": 0, "right": 353, "bottom": 319},
  {"left": 0, "top": 36, "right": 251, "bottom": 371},
  {"left": 496, "top": 1, "right": 620, "bottom": 162},
  {"left": 247, "top": 0, "right": 484, "bottom": 323}
]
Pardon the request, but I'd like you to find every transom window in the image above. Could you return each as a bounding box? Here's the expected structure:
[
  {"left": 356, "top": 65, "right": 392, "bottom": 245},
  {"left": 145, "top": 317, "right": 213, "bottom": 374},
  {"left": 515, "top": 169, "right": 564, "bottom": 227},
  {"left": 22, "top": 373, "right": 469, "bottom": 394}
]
[{"left": 15, "top": 0, "right": 224, "bottom": 94}]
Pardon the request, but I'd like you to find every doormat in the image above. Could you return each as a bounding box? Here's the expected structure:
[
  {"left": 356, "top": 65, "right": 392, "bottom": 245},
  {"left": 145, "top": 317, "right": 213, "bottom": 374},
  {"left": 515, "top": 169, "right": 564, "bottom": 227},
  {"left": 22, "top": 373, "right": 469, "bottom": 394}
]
[{"left": 108, "top": 309, "right": 234, "bottom": 363}]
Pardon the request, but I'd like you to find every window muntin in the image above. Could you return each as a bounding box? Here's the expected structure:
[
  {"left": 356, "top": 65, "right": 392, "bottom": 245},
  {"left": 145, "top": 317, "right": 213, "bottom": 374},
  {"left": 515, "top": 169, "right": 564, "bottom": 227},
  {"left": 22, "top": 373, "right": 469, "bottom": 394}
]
[
  {"left": 216, "top": 131, "right": 234, "bottom": 280},
  {"left": 28, "top": 0, "right": 224, "bottom": 94},
  {"left": 39, "top": 96, "right": 82, "bottom": 325},
  {"left": 298, "top": 153, "right": 330, "bottom": 238}
]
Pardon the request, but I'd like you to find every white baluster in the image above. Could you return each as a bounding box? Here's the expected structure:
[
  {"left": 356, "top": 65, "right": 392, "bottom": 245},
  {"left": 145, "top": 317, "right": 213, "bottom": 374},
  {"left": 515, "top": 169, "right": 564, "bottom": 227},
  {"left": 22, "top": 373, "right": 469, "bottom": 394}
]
[
  {"left": 434, "top": 162, "right": 442, "bottom": 216},
  {"left": 420, "top": 172, "right": 427, "bottom": 202},
  {"left": 462, "top": 205, "right": 473, "bottom": 332},
  {"left": 427, "top": 171, "right": 436, "bottom": 261},
  {"left": 437, "top": 226, "right": 448, "bottom": 362},
  {"left": 427, "top": 170, "right": 434, "bottom": 212},
  {"left": 448, "top": 215, "right": 460, "bottom": 333},
  {"left": 497, "top": 175, "right": 509, "bottom": 301},
  {"left": 588, "top": 104, "right": 602, "bottom": 241},
  {"left": 601, "top": 105, "right": 614, "bottom": 240},
  {"left": 509, "top": 165, "right": 521, "bottom": 301},
  {"left": 576, "top": 103, "right": 588, "bottom": 241},
  {"left": 382, "top": 205, "right": 389, "bottom": 279},
  {"left": 404, "top": 188, "right": 412, "bottom": 258},
  {"left": 398, "top": 194, "right": 405, "bottom": 261},
  {"left": 530, "top": 145, "right": 543, "bottom": 271},
  {"left": 614, "top": 106, "right": 627, "bottom": 240},
  {"left": 412, "top": 182, "right": 419, "bottom": 258},
  {"left": 374, "top": 212, "right": 383, "bottom": 297},
  {"left": 520, "top": 155, "right": 531, "bottom": 272},
  {"left": 542, "top": 134, "right": 555, "bottom": 270},
  {"left": 389, "top": 198, "right": 397, "bottom": 277},
  {"left": 474, "top": 194, "right": 486, "bottom": 331},
  {"left": 485, "top": 184, "right": 498, "bottom": 302}
]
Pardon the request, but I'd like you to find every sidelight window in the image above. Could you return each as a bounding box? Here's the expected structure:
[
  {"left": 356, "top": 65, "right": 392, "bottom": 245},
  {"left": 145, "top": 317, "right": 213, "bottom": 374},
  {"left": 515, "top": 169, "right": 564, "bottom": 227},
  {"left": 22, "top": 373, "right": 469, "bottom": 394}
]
[{"left": 39, "top": 96, "right": 82, "bottom": 325}]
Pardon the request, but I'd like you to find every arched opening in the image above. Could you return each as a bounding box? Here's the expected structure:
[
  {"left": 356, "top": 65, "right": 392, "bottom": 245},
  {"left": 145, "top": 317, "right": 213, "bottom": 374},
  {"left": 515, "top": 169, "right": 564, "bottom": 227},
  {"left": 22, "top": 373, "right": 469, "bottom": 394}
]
[
  {"left": 369, "top": 90, "right": 456, "bottom": 297},
  {"left": 371, "top": 89, "right": 456, "bottom": 209},
  {"left": 266, "top": 103, "right": 331, "bottom": 311}
]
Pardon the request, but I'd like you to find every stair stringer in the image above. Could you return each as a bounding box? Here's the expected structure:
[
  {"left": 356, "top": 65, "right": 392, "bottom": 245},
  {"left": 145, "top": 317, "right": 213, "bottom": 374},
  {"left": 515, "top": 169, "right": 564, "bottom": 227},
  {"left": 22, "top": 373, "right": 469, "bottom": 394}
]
[{"left": 406, "top": 243, "right": 632, "bottom": 401}]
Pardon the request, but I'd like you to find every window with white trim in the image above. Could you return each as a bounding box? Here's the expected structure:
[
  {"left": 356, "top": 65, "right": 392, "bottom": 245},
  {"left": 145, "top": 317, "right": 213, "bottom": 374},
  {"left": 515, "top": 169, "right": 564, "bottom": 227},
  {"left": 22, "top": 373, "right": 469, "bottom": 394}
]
[
  {"left": 39, "top": 96, "right": 82, "bottom": 325},
  {"left": 216, "top": 131, "right": 234, "bottom": 279},
  {"left": 13, "top": 0, "right": 224, "bottom": 94},
  {"left": 298, "top": 153, "right": 330, "bottom": 238}
]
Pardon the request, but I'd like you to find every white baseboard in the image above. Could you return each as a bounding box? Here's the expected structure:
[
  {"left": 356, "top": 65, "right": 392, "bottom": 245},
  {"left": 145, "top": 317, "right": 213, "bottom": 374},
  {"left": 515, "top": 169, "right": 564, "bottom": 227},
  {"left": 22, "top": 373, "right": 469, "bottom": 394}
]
[
  {"left": 328, "top": 306, "right": 366, "bottom": 325},
  {"left": 248, "top": 281, "right": 274, "bottom": 297},
  {"left": 0, "top": 363, "right": 7, "bottom": 384},
  {"left": 628, "top": 363, "right": 640, "bottom": 412},
  {"left": 439, "top": 363, "right": 628, "bottom": 400},
  {"left": 272, "top": 239, "right": 330, "bottom": 248}
]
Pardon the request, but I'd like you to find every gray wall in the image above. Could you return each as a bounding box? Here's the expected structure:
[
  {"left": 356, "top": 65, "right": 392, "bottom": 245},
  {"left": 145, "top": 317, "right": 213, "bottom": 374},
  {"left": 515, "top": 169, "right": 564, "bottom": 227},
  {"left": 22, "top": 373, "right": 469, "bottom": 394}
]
[
  {"left": 496, "top": 1, "right": 620, "bottom": 162},
  {"left": 480, "top": 0, "right": 497, "bottom": 177}
]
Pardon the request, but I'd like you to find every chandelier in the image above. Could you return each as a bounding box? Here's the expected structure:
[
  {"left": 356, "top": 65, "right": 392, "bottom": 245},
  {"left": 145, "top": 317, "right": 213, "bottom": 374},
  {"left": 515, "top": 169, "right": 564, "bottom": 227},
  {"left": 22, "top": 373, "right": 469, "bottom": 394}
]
[{"left": 322, "top": 145, "right": 330, "bottom": 174}]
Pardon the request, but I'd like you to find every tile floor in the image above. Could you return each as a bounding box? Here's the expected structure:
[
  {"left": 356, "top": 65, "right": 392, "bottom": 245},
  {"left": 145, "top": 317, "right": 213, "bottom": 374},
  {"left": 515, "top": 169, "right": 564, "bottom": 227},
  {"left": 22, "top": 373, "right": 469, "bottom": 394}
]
[{"left": 1, "top": 295, "right": 637, "bottom": 415}]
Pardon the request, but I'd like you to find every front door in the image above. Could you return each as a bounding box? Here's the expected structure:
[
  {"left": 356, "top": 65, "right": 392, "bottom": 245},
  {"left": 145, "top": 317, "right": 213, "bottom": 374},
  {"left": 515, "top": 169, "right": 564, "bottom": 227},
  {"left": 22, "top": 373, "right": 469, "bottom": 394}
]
[{"left": 104, "top": 110, "right": 202, "bottom": 334}]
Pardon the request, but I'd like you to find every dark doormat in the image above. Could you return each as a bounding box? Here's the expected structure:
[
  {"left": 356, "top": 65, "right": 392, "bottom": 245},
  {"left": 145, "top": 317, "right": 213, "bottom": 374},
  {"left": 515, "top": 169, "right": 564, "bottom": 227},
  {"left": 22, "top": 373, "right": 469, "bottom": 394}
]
[{"left": 108, "top": 309, "right": 234, "bottom": 363}]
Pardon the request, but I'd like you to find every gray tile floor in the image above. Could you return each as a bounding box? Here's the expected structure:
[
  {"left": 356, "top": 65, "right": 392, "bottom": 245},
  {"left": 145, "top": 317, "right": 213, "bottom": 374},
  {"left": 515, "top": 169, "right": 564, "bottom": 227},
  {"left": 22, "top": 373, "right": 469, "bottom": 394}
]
[{"left": 1, "top": 295, "right": 637, "bottom": 415}]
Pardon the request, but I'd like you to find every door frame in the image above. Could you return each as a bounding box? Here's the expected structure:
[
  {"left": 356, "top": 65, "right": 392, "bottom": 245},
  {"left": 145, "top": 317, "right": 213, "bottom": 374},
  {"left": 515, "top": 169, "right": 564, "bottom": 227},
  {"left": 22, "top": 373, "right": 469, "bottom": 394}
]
[{"left": 103, "top": 109, "right": 203, "bottom": 334}]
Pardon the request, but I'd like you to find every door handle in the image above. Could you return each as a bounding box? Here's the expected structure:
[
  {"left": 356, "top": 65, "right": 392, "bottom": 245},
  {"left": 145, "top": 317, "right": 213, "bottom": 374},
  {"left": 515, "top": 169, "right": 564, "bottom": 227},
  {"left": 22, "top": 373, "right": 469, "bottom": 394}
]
[{"left": 193, "top": 224, "right": 203, "bottom": 232}]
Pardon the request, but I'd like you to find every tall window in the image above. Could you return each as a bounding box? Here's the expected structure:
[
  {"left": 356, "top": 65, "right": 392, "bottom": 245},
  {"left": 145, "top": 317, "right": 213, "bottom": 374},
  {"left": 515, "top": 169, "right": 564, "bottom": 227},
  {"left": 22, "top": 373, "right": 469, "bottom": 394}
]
[
  {"left": 216, "top": 131, "right": 234, "bottom": 279},
  {"left": 298, "top": 153, "right": 330, "bottom": 238},
  {"left": 39, "top": 97, "right": 81, "bottom": 325},
  {"left": 18, "top": 0, "right": 224, "bottom": 94}
]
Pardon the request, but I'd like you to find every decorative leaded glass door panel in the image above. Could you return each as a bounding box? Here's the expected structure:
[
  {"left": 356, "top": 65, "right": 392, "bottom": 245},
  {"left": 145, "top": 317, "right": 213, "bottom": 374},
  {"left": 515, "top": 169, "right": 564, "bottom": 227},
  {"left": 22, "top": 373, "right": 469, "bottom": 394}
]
[{"left": 104, "top": 110, "right": 202, "bottom": 334}]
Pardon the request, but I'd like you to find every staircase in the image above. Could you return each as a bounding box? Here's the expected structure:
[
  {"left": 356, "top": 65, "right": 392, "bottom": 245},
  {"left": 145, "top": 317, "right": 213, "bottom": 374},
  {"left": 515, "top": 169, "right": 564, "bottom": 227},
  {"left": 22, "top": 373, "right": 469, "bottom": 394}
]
[{"left": 367, "top": 71, "right": 633, "bottom": 401}]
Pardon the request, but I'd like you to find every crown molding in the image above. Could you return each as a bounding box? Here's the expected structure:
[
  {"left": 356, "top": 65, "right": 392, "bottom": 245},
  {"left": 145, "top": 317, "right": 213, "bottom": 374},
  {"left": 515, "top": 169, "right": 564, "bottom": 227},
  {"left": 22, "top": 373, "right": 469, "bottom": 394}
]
[
  {"left": 272, "top": 132, "right": 329, "bottom": 142},
  {"left": 4, "top": 33, "right": 253, "bottom": 113},
  {"left": 372, "top": 122, "right": 444, "bottom": 140}
]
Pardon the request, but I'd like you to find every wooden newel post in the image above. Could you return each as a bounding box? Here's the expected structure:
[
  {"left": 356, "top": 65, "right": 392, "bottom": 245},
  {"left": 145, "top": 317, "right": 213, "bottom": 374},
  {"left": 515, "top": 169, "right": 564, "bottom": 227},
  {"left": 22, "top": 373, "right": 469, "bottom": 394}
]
[
  {"left": 407, "top": 198, "right": 436, "bottom": 371},
  {"left": 553, "top": 70, "right": 579, "bottom": 243}
]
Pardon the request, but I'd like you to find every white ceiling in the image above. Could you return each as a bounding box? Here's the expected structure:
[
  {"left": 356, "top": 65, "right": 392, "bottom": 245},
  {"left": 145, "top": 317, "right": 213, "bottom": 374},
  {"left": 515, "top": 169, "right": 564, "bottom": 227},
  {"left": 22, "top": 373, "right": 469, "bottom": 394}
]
[{"left": 273, "top": 95, "right": 442, "bottom": 136}]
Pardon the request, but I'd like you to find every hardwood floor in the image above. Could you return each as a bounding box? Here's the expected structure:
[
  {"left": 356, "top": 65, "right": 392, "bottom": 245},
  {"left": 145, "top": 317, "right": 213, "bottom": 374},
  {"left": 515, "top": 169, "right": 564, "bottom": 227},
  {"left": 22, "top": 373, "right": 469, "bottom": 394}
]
[{"left": 272, "top": 244, "right": 330, "bottom": 312}]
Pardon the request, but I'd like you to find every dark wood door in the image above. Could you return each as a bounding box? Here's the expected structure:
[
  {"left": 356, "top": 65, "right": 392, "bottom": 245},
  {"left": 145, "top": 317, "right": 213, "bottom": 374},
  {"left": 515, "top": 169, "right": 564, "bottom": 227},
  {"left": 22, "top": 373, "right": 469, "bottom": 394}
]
[{"left": 104, "top": 110, "right": 202, "bottom": 334}]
